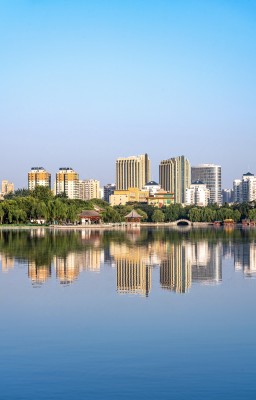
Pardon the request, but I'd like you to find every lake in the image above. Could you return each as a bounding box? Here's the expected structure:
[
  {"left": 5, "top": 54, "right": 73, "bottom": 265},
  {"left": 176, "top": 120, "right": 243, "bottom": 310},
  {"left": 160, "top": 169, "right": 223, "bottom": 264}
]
[{"left": 0, "top": 227, "right": 256, "bottom": 399}]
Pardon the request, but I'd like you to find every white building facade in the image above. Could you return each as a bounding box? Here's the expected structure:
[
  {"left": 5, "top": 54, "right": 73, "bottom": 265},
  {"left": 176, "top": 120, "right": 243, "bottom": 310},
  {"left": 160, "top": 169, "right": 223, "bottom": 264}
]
[
  {"left": 233, "top": 173, "right": 256, "bottom": 203},
  {"left": 191, "top": 164, "right": 221, "bottom": 205},
  {"left": 185, "top": 180, "right": 210, "bottom": 206}
]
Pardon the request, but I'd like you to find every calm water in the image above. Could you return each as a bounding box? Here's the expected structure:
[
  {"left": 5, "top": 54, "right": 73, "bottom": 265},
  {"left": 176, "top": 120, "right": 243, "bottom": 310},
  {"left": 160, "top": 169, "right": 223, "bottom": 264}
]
[{"left": 1, "top": 227, "right": 256, "bottom": 400}]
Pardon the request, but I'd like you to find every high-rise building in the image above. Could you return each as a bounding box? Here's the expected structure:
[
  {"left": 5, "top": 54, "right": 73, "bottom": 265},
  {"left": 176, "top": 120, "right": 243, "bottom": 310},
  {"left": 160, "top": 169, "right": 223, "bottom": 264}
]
[
  {"left": 233, "top": 172, "right": 256, "bottom": 203},
  {"left": 186, "top": 180, "right": 210, "bottom": 206},
  {"left": 222, "top": 189, "right": 233, "bottom": 204},
  {"left": 55, "top": 167, "right": 79, "bottom": 199},
  {"left": 78, "top": 179, "right": 100, "bottom": 200},
  {"left": 104, "top": 183, "right": 116, "bottom": 203},
  {"left": 191, "top": 164, "right": 222, "bottom": 205},
  {"left": 1, "top": 180, "right": 14, "bottom": 196},
  {"left": 116, "top": 153, "right": 151, "bottom": 190},
  {"left": 233, "top": 179, "right": 242, "bottom": 203},
  {"left": 242, "top": 172, "right": 256, "bottom": 202},
  {"left": 28, "top": 167, "right": 51, "bottom": 191},
  {"left": 159, "top": 155, "right": 191, "bottom": 204}
]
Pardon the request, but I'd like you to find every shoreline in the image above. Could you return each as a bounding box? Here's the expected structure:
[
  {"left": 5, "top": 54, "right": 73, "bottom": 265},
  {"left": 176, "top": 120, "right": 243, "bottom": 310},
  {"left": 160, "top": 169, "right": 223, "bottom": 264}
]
[{"left": 0, "top": 222, "right": 248, "bottom": 231}]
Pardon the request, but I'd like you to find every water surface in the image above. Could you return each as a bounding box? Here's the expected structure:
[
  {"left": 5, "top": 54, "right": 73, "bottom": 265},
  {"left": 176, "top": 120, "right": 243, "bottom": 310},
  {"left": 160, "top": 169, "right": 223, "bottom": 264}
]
[{"left": 0, "top": 227, "right": 256, "bottom": 399}]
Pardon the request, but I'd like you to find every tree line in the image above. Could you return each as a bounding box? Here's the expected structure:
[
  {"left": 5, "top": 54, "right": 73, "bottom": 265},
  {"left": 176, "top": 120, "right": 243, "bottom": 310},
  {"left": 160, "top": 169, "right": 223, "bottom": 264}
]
[{"left": 1, "top": 186, "right": 256, "bottom": 224}]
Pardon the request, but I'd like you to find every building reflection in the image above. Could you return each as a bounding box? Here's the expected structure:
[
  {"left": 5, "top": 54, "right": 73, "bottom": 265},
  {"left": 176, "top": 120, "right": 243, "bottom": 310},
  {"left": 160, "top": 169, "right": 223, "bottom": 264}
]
[
  {"left": 234, "top": 242, "right": 256, "bottom": 278},
  {"left": 189, "top": 242, "right": 222, "bottom": 285},
  {"left": 0, "top": 254, "right": 15, "bottom": 272},
  {"left": 54, "top": 255, "right": 80, "bottom": 285},
  {"left": 2, "top": 229, "right": 256, "bottom": 292},
  {"left": 110, "top": 243, "right": 152, "bottom": 296},
  {"left": 53, "top": 248, "right": 103, "bottom": 285},
  {"left": 160, "top": 244, "right": 191, "bottom": 293},
  {"left": 28, "top": 261, "right": 51, "bottom": 287}
]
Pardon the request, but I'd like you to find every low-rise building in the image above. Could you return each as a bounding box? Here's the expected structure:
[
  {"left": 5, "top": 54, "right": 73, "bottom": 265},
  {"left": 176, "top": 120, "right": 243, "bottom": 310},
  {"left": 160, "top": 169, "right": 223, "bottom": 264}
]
[
  {"left": 143, "top": 181, "right": 161, "bottom": 195},
  {"left": 147, "top": 191, "right": 175, "bottom": 207},
  {"left": 110, "top": 188, "right": 149, "bottom": 206}
]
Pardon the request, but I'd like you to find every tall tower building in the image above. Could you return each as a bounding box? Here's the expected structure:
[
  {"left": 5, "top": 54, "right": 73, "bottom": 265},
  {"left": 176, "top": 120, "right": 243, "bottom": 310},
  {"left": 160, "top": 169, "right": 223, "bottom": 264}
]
[
  {"left": 191, "top": 164, "right": 222, "bottom": 205},
  {"left": 28, "top": 167, "right": 51, "bottom": 191},
  {"left": 55, "top": 168, "right": 79, "bottom": 199},
  {"left": 233, "top": 179, "right": 242, "bottom": 203},
  {"left": 116, "top": 154, "right": 151, "bottom": 190},
  {"left": 159, "top": 155, "right": 191, "bottom": 204}
]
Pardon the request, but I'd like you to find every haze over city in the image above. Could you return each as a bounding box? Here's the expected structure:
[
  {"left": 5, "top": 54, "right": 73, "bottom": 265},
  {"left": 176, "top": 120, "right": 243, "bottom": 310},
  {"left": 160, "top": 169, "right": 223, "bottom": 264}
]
[{"left": 1, "top": 0, "right": 256, "bottom": 188}]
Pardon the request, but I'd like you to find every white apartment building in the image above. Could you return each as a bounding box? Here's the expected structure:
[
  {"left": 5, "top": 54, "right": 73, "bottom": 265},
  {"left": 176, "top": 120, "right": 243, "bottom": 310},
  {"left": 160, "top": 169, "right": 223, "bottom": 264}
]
[
  {"left": 185, "top": 180, "right": 210, "bottom": 206},
  {"left": 78, "top": 179, "right": 100, "bottom": 200},
  {"left": 233, "top": 172, "right": 256, "bottom": 203},
  {"left": 191, "top": 164, "right": 221, "bottom": 205}
]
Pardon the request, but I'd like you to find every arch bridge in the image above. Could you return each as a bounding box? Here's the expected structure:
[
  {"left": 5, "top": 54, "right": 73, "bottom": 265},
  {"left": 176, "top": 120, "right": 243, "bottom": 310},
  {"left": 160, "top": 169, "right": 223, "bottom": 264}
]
[{"left": 172, "top": 219, "right": 192, "bottom": 226}]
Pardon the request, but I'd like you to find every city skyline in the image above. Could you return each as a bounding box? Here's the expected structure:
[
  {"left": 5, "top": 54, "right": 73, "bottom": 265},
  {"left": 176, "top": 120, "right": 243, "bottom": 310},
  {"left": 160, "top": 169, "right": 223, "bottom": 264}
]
[
  {"left": 3, "top": 155, "right": 256, "bottom": 194},
  {"left": 1, "top": 1, "right": 256, "bottom": 189}
]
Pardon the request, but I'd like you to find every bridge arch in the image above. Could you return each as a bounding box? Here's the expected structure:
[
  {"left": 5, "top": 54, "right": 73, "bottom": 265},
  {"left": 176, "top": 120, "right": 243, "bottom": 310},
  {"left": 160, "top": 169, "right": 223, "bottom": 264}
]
[{"left": 176, "top": 219, "right": 191, "bottom": 226}]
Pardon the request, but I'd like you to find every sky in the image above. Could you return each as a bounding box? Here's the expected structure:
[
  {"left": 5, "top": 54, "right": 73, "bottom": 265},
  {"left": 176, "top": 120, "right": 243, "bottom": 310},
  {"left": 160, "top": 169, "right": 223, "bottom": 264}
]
[{"left": 1, "top": 0, "right": 256, "bottom": 189}]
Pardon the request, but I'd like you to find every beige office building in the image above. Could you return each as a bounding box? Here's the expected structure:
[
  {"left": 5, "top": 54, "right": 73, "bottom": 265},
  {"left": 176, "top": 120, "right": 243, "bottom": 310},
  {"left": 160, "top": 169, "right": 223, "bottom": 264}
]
[
  {"left": 78, "top": 179, "right": 100, "bottom": 200},
  {"left": 116, "top": 153, "right": 151, "bottom": 190},
  {"left": 55, "top": 167, "right": 79, "bottom": 199},
  {"left": 28, "top": 167, "right": 51, "bottom": 191},
  {"left": 1, "top": 180, "right": 14, "bottom": 199},
  {"left": 159, "top": 155, "right": 191, "bottom": 204}
]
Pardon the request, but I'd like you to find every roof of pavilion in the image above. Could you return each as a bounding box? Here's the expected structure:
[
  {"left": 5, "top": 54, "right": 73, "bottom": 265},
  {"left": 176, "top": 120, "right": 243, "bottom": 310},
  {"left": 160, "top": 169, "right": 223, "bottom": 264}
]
[
  {"left": 79, "top": 210, "right": 100, "bottom": 218},
  {"left": 125, "top": 210, "right": 142, "bottom": 219}
]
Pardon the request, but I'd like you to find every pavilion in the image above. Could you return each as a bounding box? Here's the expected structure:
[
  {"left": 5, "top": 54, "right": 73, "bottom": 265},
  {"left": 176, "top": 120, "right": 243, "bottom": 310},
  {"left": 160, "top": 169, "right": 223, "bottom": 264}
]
[
  {"left": 79, "top": 210, "right": 101, "bottom": 225},
  {"left": 124, "top": 210, "right": 142, "bottom": 225}
]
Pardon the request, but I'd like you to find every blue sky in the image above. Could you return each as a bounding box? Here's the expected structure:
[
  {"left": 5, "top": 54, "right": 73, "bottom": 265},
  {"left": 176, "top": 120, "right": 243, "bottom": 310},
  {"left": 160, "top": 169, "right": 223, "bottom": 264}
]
[{"left": 1, "top": 0, "right": 256, "bottom": 188}]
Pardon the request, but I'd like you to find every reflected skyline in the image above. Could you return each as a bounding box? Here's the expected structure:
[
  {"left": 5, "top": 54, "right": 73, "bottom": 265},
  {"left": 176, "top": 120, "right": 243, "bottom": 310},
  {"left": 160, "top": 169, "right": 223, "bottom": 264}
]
[{"left": 0, "top": 228, "right": 256, "bottom": 294}]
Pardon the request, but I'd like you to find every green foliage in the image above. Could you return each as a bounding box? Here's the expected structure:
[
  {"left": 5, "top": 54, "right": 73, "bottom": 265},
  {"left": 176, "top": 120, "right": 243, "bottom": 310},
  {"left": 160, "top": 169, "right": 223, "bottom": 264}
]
[
  {"left": 152, "top": 209, "right": 165, "bottom": 223},
  {"left": 1, "top": 190, "right": 256, "bottom": 225},
  {"left": 31, "top": 186, "right": 53, "bottom": 202},
  {"left": 4, "top": 188, "right": 31, "bottom": 199},
  {"left": 188, "top": 207, "right": 202, "bottom": 222},
  {"left": 136, "top": 208, "right": 148, "bottom": 221},
  {"left": 248, "top": 209, "right": 256, "bottom": 221},
  {"left": 102, "top": 207, "right": 121, "bottom": 223}
]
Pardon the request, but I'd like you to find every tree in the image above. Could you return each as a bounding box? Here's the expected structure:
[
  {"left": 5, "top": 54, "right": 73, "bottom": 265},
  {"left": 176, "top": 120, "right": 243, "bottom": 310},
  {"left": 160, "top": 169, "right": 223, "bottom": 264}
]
[
  {"left": 136, "top": 208, "right": 148, "bottom": 221},
  {"left": 188, "top": 207, "right": 202, "bottom": 222},
  {"left": 248, "top": 209, "right": 256, "bottom": 221},
  {"left": 55, "top": 192, "right": 68, "bottom": 199},
  {"left": 0, "top": 204, "right": 4, "bottom": 224},
  {"left": 152, "top": 209, "right": 165, "bottom": 223},
  {"left": 102, "top": 207, "right": 121, "bottom": 223},
  {"left": 67, "top": 205, "right": 78, "bottom": 223},
  {"left": 32, "top": 186, "right": 53, "bottom": 202},
  {"left": 164, "top": 204, "right": 181, "bottom": 222},
  {"left": 4, "top": 188, "right": 31, "bottom": 199},
  {"left": 202, "top": 208, "right": 216, "bottom": 222}
]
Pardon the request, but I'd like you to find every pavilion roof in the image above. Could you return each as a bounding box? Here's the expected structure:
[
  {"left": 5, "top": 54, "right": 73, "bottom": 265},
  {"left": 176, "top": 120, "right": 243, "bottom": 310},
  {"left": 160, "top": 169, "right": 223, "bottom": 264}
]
[
  {"left": 125, "top": 210, "right": 142, "bottom": 219},
  {"left": 79, "top": 210, "right": 100, "bottom": 218}
]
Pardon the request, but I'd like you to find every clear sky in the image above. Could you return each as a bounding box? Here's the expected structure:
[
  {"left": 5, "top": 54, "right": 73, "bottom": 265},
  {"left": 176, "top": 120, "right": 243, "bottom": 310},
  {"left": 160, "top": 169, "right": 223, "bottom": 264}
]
[{"left": 1, "top": 0, "right": 256, "bottom": 188}]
